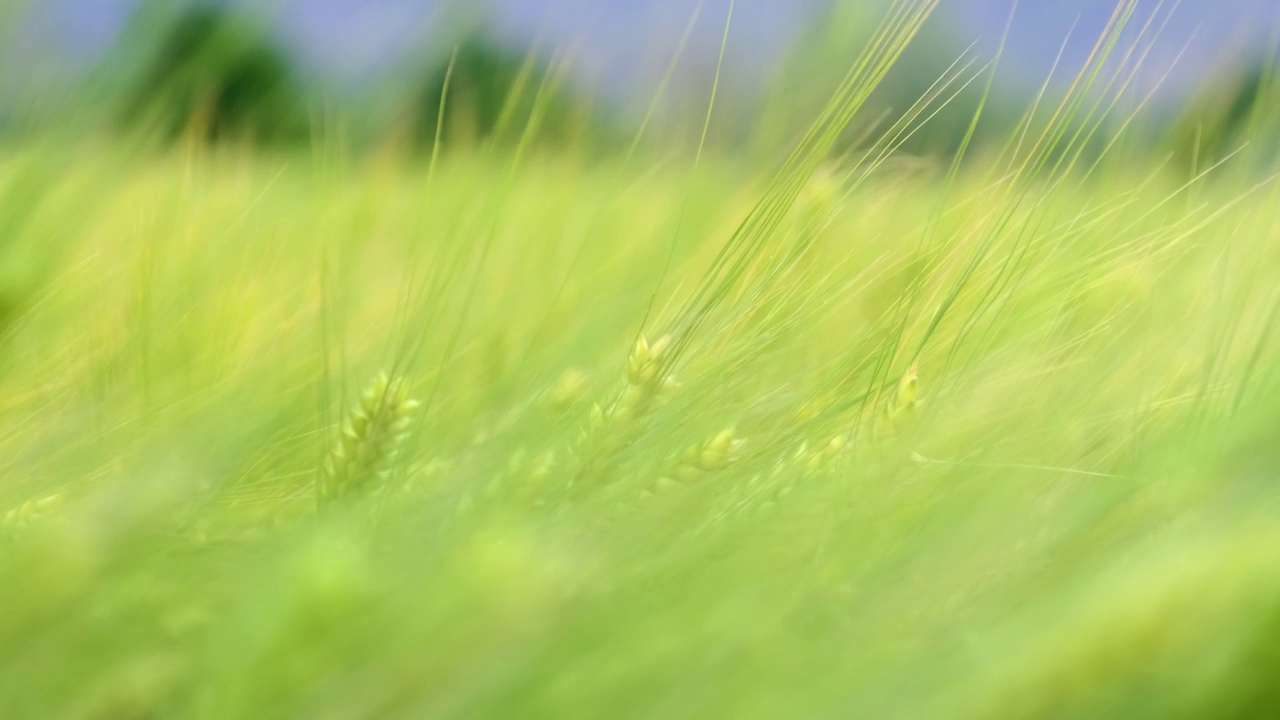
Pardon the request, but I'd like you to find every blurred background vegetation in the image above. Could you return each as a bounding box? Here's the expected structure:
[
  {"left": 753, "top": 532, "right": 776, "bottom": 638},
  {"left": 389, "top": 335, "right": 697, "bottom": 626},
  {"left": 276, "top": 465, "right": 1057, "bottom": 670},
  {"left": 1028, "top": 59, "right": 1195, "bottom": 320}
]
[
  {"left": 0, "top": 0, "right": 1269, "bottom": 170},
  {"left": 1, "top": 2, "right": 1280, "bottom": 717},
  {"left": 110, "top": 4, "right": 310, "bottom": 145}
]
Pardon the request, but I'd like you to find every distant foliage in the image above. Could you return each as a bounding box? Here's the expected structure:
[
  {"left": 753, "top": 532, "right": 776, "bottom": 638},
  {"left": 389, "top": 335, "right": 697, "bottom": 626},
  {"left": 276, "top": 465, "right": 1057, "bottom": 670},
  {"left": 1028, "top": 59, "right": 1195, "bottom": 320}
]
[
  {"left": 116, "top": 4, "right": 310, "bottom": 144},
  {"left": 1167, "top": 63, "right": 1280, "bottom": 171},
  {"left": 405, "top": 38, "right": 603, "bottom": 151},
  {"left": 752, "top": 6, "right": 1023, "bottom": 159}
]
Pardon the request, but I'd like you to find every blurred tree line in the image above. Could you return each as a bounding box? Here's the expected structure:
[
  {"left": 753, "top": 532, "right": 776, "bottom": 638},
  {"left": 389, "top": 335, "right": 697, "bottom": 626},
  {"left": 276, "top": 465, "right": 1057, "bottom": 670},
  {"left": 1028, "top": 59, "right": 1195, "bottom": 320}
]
[
  {"left": 1164, "top": 62, "right": 1280, "bottom": 174},
  {"left": 96, "top": 1, "right": 609, "bottom": 154},
  {"left": 7, "top": 0, "right": 1278, "bottom": 168},
  {"left": 113, "top": 4, "right": 307, "bottom": 144},
  {"left": 746, "top": 2, "right": 1280, "bottom": 173}
]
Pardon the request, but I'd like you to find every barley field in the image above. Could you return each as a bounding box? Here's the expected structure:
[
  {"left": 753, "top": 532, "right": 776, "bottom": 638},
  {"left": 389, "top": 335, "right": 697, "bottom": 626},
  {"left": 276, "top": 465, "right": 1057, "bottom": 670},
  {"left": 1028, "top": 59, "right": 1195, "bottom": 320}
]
[{"left": 2, "top": 1, "right": 1279, "bottom": 718}]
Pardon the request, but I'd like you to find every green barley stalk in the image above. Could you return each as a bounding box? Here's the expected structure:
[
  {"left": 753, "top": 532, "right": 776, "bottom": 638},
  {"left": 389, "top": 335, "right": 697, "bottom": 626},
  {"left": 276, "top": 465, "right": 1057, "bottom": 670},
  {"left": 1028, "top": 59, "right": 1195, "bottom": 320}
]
[
  {"left": 317, "top": 373, "right": 419, "bottom": 508},
  {"left": 1, "top": 493, "right": 64, "bottom": 538}
]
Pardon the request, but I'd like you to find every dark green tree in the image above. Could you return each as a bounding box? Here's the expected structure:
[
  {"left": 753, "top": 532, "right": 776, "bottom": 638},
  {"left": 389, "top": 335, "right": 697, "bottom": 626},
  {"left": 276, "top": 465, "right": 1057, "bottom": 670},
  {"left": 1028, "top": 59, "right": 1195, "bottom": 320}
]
[
  {"left": 114, "top": 2, "right": 310, "bottom": 144},
  {"left": 404, "top": 37, "right": 608, "bottom": 152},
  {"left": 1165, "top": 62, "right": 1280, "bottom": 173}
]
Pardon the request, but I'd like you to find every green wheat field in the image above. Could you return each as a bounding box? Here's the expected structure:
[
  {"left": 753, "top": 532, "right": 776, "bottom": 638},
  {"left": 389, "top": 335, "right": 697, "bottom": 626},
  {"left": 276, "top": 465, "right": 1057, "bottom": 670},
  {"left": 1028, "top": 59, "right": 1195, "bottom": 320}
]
[{"left": 3, "top": 1, "right": 1280, "bottom": 717}]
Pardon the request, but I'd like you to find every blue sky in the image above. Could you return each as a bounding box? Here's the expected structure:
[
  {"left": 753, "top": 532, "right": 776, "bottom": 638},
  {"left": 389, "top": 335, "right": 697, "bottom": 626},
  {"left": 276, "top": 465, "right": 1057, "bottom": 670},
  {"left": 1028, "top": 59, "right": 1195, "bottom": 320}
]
[{"left": 13, "top": 0, "right": 1279, "bottom": 98}]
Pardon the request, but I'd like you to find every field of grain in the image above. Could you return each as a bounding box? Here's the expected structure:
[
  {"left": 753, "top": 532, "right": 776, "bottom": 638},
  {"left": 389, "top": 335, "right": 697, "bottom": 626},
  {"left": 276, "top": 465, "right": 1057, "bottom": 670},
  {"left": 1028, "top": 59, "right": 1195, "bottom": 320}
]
[{"left": 2, "top": 2, "right": 1279, "bottom": 717}]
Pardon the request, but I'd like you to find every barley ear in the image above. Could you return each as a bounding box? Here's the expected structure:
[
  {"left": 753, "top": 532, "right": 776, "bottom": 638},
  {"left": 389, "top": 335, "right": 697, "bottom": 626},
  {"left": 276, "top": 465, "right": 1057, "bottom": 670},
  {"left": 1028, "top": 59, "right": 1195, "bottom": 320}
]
[
  {"left": 2, "top": 493, "right": 65, "bottom": 538},
  {"left": 876, "top": 364, "right": 922, "bottom": 442},
  {"left": 318, "top": 373, "right": 419, "bottom": 508}
]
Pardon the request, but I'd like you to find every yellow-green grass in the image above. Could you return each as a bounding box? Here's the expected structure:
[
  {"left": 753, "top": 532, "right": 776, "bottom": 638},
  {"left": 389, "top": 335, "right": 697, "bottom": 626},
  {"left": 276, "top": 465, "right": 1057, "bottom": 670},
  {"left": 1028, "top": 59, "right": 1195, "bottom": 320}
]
[{"left": 2, "top": 3, "right": 1280, "bottom": 717}]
